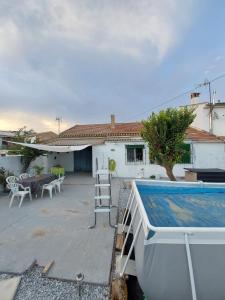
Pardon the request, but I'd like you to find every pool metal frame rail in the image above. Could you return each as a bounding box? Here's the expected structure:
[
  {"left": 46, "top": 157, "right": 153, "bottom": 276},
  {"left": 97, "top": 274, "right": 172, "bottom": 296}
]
[{"left": 119, "top": 179, "right": 225, "bottom": 300}]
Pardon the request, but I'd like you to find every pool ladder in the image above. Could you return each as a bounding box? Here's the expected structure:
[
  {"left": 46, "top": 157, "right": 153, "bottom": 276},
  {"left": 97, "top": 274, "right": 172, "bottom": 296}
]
[{"left": 89, "top": 169, "right": 116, "bottom": 228}]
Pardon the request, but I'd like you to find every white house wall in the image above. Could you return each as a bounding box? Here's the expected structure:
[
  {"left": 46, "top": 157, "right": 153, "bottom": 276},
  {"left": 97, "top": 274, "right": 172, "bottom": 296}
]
[
  {"left": 92, "top": 141, "right": 225, "bottom": 178},
  {"left": 92, "top": 142, "right": 193, "bottom": 178},
  {"left": 191, "top": 103, "right": 225, "bottom": 136},
  {"left": 0, "top": 155, "right": 23, "bottom": 175},
  {"left": 192, "top": 142, "right": 225, "bottom": 169},
  {"left": 30, "top": 152, "right": 74, "bottom": 174},
  {"left": 212, "top": 107, "right": 225, "bottom": 136}
]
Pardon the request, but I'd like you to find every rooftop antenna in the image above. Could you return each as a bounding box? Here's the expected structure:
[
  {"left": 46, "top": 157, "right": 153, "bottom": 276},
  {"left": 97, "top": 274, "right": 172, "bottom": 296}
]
[
  {"left": 55, "top": 116, "right": 62, "bottom": 135},
  {"left": 212, "top": 89, "right": 216, "bottom": 105},
  {"left": 198, "top": 79, "right": 213, "bottom": 133}
]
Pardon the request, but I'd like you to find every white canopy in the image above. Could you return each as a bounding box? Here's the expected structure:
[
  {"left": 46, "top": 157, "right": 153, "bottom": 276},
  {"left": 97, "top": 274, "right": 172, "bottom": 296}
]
[{"left": 8, "top": 141, "right": 90, "bottom": 153}]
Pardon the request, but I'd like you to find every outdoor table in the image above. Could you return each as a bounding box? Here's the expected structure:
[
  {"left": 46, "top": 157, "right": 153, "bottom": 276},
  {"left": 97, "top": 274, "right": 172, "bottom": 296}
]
[{"left": 19, "top": 174, "right": 56, "bottom": 197}]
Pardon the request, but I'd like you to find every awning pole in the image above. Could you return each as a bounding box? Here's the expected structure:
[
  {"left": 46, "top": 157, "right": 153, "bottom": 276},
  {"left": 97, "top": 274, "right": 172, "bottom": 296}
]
[{"left": 185, "top": 233, "right": 197, "bottom": 300}]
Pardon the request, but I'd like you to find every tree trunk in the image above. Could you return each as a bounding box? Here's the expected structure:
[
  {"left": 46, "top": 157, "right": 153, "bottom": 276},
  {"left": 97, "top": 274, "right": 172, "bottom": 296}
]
[{"left": 164, "top": 164, "right": 176, "bottom": 181}]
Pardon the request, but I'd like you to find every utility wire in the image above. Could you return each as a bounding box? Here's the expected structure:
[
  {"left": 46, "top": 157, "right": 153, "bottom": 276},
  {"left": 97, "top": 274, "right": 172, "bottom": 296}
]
[{"left": 121, "top": 73, "right": 225, "bottom": 122}]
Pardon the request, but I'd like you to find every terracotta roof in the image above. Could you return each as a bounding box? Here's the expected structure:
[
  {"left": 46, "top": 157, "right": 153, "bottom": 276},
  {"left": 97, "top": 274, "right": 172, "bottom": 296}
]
[
  {"left": 60, "top": 121, "right": 222, "bottom": 142},
  {"left": 36, "top": 131, "right": 58, "bottom": 143},
  {"left": 185, "top": 127, "right": 222, "bottom": 142},
  {"left": 60, "top": 122, "right": 142, "bottom": 138}
]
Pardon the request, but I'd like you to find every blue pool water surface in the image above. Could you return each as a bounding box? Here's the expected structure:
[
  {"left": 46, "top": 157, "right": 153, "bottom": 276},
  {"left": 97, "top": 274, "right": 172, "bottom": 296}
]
[{"left": 137, "top": 184, "right": 225, "bottom": 227}]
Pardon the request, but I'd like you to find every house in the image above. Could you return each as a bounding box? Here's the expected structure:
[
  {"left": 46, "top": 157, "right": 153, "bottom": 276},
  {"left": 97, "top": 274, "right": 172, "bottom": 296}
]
[
  {"left": 44, "top": 115, "right": 225, "bottom": 178},
  {"left": 0, "top": 131, "right": 17, "bottom": 154},
  {"left": 186, "top": 92, "right": 225, "bottom": 137},
  {"left": 27, "top": 131, "right": 58, "bottom": 143}
]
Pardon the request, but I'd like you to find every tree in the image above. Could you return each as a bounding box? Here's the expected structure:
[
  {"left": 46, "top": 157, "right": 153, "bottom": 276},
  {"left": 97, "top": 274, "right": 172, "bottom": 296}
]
[
  {"left": 141, "top": 107, "right": 196, "bottom": 181},
  {"left": 8, "top": 127, "right": 44, "bottom": 172}
]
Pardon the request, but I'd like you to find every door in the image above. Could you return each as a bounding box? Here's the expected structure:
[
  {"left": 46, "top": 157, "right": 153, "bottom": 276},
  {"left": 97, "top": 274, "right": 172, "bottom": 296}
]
[{"left": 74, "top": 146, "right": 92, "bottom": 172}]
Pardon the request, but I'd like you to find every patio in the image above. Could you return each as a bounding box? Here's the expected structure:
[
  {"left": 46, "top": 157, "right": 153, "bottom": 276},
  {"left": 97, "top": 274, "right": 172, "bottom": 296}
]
[{"left": 0, "top": 174, "right": 121, "bottom": 285}]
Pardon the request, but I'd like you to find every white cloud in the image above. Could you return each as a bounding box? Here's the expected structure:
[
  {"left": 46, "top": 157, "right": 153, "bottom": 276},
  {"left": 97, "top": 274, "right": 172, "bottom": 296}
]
[
  {"left": 0, "top": 0, "right": 196, "bottom": 131},
  {"left": 0, "top": 20, "right": 23, "bottom": 62},
  {"left": 0, "top": 0, "right": 194, "bottom": 61}
]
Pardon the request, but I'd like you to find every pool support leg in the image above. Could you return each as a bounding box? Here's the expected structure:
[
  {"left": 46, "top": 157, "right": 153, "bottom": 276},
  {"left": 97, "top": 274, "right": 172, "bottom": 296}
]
[{"left": 185, "top": 233, "right": 197, "bottom": 300}]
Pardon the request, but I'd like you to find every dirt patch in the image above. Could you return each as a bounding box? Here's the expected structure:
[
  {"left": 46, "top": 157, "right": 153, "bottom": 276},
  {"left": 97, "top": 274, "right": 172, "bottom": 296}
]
[
  {"left": 83, "top": 201, "right": 89, "bottom": 206},
  {"left": 41, "top": 208, "right": 50, "bottom": 215},
  {"left": 65, "top": 209, "right": 79, "bottom": 214},
  {"left": 32, "top": 228, "right": 47, "bottom": 237}
]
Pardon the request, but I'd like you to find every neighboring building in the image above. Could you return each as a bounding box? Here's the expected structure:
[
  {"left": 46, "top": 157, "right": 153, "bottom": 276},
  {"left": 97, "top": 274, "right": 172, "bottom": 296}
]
[
  {"left": 45, "top": 115, "right": 225, "bottom": 178},
  {"left": 187, "top": 92, "right": 225, "bottom": 137},
  {"left": 27, "top": 131, "right": 58, "bottom": 143},
  {"left": 0, "top": 131, "right": 17, "bottom": 153}
]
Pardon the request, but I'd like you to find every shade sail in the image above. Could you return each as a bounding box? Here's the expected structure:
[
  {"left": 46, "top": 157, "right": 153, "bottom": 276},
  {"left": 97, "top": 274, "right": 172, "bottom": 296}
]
[{"left": 8, "top": 141, "right": 90, "bottom": 153}]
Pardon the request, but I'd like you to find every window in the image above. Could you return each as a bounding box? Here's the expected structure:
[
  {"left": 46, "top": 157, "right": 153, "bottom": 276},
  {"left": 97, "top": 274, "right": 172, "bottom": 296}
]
[
  {"left": 178, "top": 143, "right": 191, "bottom": 164},
  {"left": 126, "top": 145, "right": 145, "bottom": 164}
]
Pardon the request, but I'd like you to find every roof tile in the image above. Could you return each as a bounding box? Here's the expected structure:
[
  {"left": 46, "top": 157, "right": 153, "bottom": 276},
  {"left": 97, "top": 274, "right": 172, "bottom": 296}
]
[{"left": 60, "top": 122, "right": 222, "bottom": 142}]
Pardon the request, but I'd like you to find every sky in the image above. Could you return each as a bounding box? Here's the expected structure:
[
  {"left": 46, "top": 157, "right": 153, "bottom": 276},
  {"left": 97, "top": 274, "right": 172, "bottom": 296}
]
[{"left": 0, "top": 0, "right": 225, "bottom": 133}]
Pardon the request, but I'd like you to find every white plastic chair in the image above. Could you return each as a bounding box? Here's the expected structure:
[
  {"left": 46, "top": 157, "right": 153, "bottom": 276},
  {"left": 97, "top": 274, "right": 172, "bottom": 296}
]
[
  {"left": 8, "top": 183, "right": 32, "bottom": 208},
  {"left": 6, "top": 176, "right": 19, "bottom": 184},
  {"left": 6, "top": 176, "right": 19, "bottom": 197},
  {"left": 41, "top": 182, "right": 56, "bottom": 199},
  {"left": 19, "top": 173, "right": 30, "bottom": 180},
  {"left": 53, "top": 176, "right": 65, "bottom": 193}
]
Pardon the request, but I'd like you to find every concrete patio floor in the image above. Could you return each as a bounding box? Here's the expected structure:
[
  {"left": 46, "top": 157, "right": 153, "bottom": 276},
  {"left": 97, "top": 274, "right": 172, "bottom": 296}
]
[{"left": 0, "top": 174, "right": 122, "bottom": 285}]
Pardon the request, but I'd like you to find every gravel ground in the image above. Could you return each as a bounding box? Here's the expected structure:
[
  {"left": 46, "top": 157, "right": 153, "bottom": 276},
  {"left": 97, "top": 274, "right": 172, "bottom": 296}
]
[{"left": 0, "top": 266, "right": 109, "bottom": 300}]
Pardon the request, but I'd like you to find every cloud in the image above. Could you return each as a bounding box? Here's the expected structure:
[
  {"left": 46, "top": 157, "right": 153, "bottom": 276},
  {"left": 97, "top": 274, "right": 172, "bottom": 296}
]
[
  {"left": 0, "top": 0, "right": 195, "bottom": 131},
  {"left": 0, "top": 0, "right": 193, "bottom": 61}
]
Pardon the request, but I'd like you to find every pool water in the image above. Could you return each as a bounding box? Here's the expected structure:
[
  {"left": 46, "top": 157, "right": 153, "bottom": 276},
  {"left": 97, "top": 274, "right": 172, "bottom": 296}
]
[{"left": 137, "top": 184, "right": 225, "bottom": 227}]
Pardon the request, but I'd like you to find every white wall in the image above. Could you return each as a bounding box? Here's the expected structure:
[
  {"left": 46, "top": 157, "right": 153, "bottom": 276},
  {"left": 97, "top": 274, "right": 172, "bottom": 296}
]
[
  {"left": 92, "top": 141, "right": 193, "bottom": 179},
  {"left": 31, "top": 152, "right": 74, "bottom": 174},
  {"left": 191, "top": 103, "right": 225, "bottom": 136},
  {"left": 29, "top": 155, "right": 49, "bottom": 175},
  {"left": 192, "top": 142, "right": 225, "bottom": 169},
  {"left": 92, "top": 141, "right": 225, "bottom": 178},
  {"left": 212, "top": 107, "right": 225, "bottom": 136},
  {"left": 0, "top": 155, "right": 23, "bottom": 175}
]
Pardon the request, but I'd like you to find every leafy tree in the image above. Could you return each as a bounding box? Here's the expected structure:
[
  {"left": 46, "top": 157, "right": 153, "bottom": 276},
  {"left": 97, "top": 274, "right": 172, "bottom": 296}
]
[
  {"left": 141, "top": 107, "right": 196, "bottom": 181},
  {"left": 8, "top": 127, "right": 44, "bottom": 172}
]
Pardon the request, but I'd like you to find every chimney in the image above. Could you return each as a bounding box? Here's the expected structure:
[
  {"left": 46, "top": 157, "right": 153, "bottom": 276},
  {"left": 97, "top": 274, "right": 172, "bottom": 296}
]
[
  {"left": 190, "top": 92, "right": 200, "bottom": 105},
  {"left": 111, "top": 114, "right": 115, "bottom": 129}
]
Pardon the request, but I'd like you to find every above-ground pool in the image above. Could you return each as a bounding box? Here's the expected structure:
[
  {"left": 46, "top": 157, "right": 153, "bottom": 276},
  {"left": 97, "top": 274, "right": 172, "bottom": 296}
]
[{"left": 122, "top": 180, "right": 225, "bottom": 300}]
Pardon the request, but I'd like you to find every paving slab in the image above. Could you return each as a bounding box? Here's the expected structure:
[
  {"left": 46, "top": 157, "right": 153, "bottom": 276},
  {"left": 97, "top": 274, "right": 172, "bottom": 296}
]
[{"left": 0, "top": 175, "right": 121, "bottom": 284}]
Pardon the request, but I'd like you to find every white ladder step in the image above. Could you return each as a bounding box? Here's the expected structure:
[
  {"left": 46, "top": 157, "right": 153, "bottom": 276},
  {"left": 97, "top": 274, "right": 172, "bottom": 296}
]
[
  {"left": 94, "top": 207, "right": 111, "bottom": 213},
  {"left": 94, "top": 195, "right": 110, "bottom": 200},
  {"left": 95, "top": 184, "right": 110, "bottom": 187}
]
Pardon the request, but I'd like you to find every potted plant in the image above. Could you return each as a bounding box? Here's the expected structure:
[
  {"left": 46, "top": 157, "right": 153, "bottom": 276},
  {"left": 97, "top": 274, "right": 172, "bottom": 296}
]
[
  {"left": 51, "top": 165, "right": 65, "bottom": 177},
  {"left": 33, "top": 165, "right": 44, "bottom": 177}
]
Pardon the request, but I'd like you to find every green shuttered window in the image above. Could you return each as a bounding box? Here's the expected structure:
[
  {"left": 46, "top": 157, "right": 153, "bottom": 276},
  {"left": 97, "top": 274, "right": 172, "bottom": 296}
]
[
  {"left": 179, "top": 143, "right": 191, "bottom": 164},
  {"left": 126, "top": 145, "right": 145, "bottom": 164}
]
